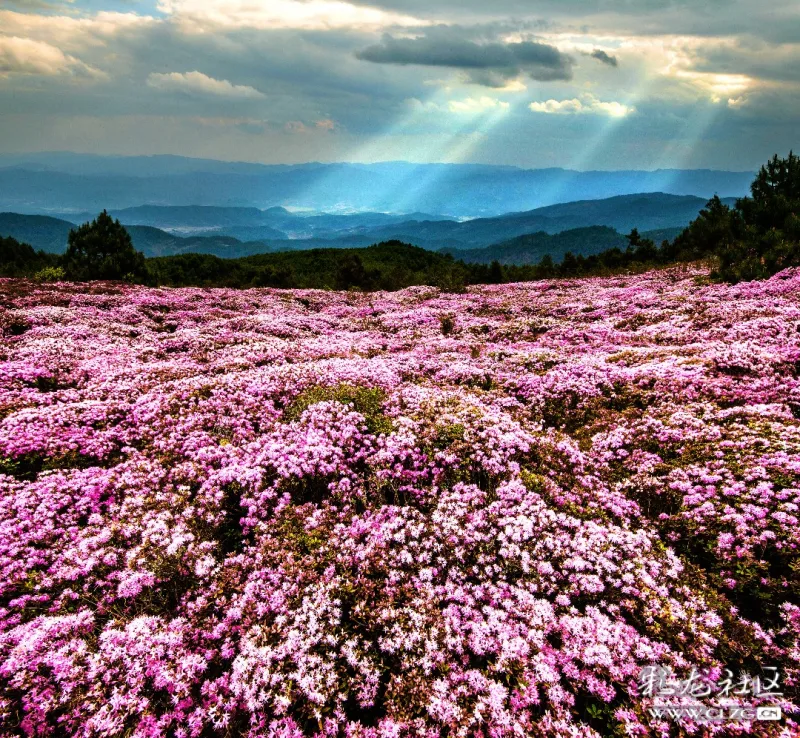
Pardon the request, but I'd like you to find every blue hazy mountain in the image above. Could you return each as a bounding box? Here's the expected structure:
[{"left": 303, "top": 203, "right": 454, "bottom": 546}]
[
  {"left": 89, "top": 206, "right": 455, "bottom": 240},
  {"left": 0, "top": 153, "right": 752, "bottom": 218},
  {"left": 0, "top": 213, "right": 274, "bottom": 258},
  {"left": 81, "top": 193, "right": 738, "bottom": 247},
  {"left": 0, "top": 213, "right": 74, "bottom": 253},
  {"left": 343, "top": 193, "right": 733, "bottom": 249},
  {"left": 0, "top": 192, "right": 733, "bottom": 258},
  {"left": 439, "top": 226, "right": 681, "bottom": 265}
]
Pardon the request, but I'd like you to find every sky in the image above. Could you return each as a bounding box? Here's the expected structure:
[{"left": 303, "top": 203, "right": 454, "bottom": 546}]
[{"left": 0, "top": 0, "right": 798, "bottom": 170}]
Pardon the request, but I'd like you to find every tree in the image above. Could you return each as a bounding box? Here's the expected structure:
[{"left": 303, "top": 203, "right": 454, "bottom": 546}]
[
  {"left": 0, "top": 235, "right": 60, "bottom": 278},
  {"left": 335, "top": 253, "right": 371, "bottom": 290},
  {"left": 738, "top": 151, "right": 800, "bottom": 233},
  {"left": 626, "top": 228, "right": 643, "bottom": 249},
  {"left": 560, "top": 251, "right": 579, "bottom": 275},
  {"left": 488, "top": 260, "right": 505, "bottom": 284},
  {"left": 660, "top": 152, "right": 800, "bottom": 282},
  {"left": 716, "top": 152, "right": 800, "bottom": 282},
  {"left": 63, "top": 210, "right": 146, "bottom": 282},
  {"left": 668, "top": 195, "right": 741, "bottom": 263},
  {"left": 537, "top": 254, "right": 555, "bottom": 278}
]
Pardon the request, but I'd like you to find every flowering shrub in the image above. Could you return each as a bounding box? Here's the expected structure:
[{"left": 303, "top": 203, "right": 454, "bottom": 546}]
[{"left": 0, "top": 267, "right": 799, "bottom": 737}]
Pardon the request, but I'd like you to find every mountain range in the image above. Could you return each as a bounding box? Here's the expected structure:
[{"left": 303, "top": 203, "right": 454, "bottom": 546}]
[
  {"left": 0, "top": 192, "right": 728, "bottom": 263},
  {"left": 0, "top": 153, "right": 752, "bottom": 218}
]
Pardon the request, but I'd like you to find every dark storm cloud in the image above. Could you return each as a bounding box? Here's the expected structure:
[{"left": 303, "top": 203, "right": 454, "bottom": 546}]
[
  {"left": 590, "top": 49, "right": 618, "bottom": 67},
  {"left": 356, "top": 32, "right": 574, "bottom": 84},
  {"left": 692, "top": 40, "right": 800, "bottom": 84}
]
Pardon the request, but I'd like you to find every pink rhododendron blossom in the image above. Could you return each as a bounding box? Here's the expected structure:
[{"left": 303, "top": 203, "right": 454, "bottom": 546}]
[{"left": 0, "top": 269, "right": 798, "bottom": 736}]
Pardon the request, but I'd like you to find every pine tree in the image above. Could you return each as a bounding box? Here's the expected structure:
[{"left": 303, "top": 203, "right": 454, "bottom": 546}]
[{"left": 63, "top": 210, "right": 146, "bottom": 282}]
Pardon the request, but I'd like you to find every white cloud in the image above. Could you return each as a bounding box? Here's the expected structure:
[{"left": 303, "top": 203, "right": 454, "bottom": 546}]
[
  {"left": 448, "top": 96, "right": 510, "bottom": 113},
  {"left": 671, "top": 70, "right": 752, "bottom": 103},
  {"left": 529, "top": 93, "right": 634, "bottom": 117},
  {"left": 147, "top": 71, "right": 265, "bottom": 99},
  {"left": 528, "top": 98, "right": 583, "bottom": 114},
  {"left": 406, "top": 97, "right": 442, "bottom": 111},
  {"left": 284, "top": 118, "right": 338, "bottom": 133},
  {"left": 0, "top": 10, "right": 155, "bottom": 53},
  {"left": 157, "top": 0, "right": 426, "bottom": 32},
  {"left": 0, "top": 35, "right": 104, "bottom": 78}
]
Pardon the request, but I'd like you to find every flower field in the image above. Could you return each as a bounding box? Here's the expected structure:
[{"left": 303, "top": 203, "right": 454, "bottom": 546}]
[{"left": 1, "top": 266, "right": 799, "bottom": 737}]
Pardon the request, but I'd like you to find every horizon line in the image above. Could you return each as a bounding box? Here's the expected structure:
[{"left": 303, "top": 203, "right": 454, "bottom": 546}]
[{"left": 0, "top": 150, "right": 758, "bottom": 175}]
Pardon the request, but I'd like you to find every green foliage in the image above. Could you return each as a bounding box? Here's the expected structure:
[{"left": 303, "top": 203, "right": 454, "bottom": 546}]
[
  {"left": 716, "top": 151, "right": 800, "bottom": 281},
  {"left": 284, "top": 384, "right": 393, "bottom": 436},
  {"left": 5, "top": 151, "right": 798, "bottom": 289},
  {"left": 439, "top": 314, "right": 455, "bottom": 335},
  {"left": 662, "top": 152, "right": 800, "bottom": 282},
  {"left": 334, "top": 253, "right": 379, "bottom": 291},
  {"left": 33, "top": 266, "right": 66, "bottom": 283},
  {"left": 433, "top": 423, "right": 465, "bottom": 449},
  {"left": 146, "top": 240, "right": 473, "bottom": 291},
  {"left": 63, "top": 210, "right": 147, "bottom": 282},
  {"left": 626, "top": 227, "right": 658, "bottom": 261},
  {"left": 511, "top": 151, "right": 800, "bottom": 284},
  {"left": 667, "top": 195, "right": 742, "bottom": 263},
  {"left": 0, "top": 235, "right": 60, "bottom": 278},
  {"left": 740, "top": 151, "right": 800, "bottom": 233}
]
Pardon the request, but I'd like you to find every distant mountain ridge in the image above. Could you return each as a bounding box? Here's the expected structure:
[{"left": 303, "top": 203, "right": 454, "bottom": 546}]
[
  {"left": 0, "top": 191, "right": 730, "bottom": 262},
  {"left": 0, "top": 153, "right": 753, "bottom": 217},
  {"left": 0, "top": 213, "right": 276, "bottom": 258},
  {"left": 446, "top": 227, "right": 630, "bottom": 265}
]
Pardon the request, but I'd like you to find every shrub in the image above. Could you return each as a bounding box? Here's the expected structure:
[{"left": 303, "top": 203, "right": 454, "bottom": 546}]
[
  {"left": 63, "top": 210, "right": 147, "bottom": 282},
  {"left": 33, "top": 266, "right": 66, "bottom": 283}
]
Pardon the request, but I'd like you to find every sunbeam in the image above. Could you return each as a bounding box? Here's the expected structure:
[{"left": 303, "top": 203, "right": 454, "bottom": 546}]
[
  {"left": 298, "top": 87, "right": 513, "bottom": 214},
  {"left": 647, "top": 99, "right": 727, "bottom": 192}
]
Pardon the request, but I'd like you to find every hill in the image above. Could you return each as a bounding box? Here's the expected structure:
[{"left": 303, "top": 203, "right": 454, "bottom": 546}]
[
  {"left": 0, "top": 154, "right": 753, "bottom": 217},
  {"left": 0, "top": 193, "right": 734, "bottom": 260},
  {"left": 124, "top": 226, "right": 276, "bottom": 258},
  {"left": 348, "top": 193, "right": 736, "bottom": 250},
  {"left": 63, "top": 206, "right": 455, "bottom": 242},
  {"left": 146, "top": 240, "right": 465, "bottom": 289},
  {"left": 97, "top": 205, "right": 289, "bottom": 237},
  {"left": 119, "top": 192, "right": 744, "bottom": 252},
  {"left": 0, "top": 213, "right": 73, "bottom": 253},
  {"left": 444, "top": 226, "right": 628, "bottom": 265},
  {"left": 0, "top": 213, "right": 274, "bottom": 258}
]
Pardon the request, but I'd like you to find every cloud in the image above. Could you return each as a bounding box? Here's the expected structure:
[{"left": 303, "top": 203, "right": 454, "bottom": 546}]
[
  {"left": 1, "top": 0, "right": 798, "bottom": 170},
  {"left": 285, "top": 120, "right": 310, "bottom": 133},
  {"left": 0, "top": 36, "right": 72, "bottom": 76},
  {"left": 590, "top": 49, "right": 618, "bottom": 66},
  {"left": 157, "top": 0, "right": 426, "bottom": 32},
  {"left": 283, "top": 118, "right": 338, "bottom": 133},
  {"left": 146, "top": 71, "right": 265, "bottom": 99},
  {"left": 326, "top": 0, "right": 800, "bottom": 44},
  {"left": 2, "top": 0, "right": 60, "bottom": 9},
  {"left": 356, "top": 32, "right": 574, "bottom": 85},
  {"left": 529, "top": 93, "right": 634, "bottom": 117},
  {"left": 0, "top": 10, "right": 156, "bottom": 53},
  {"left": 0, "top": 35, "right": 103, "bottom": 78},
  {"left": 670, "top": 69, "right": 752, "bottom": 102},
  {"left": 448, "top": 96, "right": 510, "bottom": 113}
]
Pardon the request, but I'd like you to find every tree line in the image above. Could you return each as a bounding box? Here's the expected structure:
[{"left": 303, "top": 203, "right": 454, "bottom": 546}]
[{"left": 1, "top": 151, "right": 798, "bottom": 288}]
